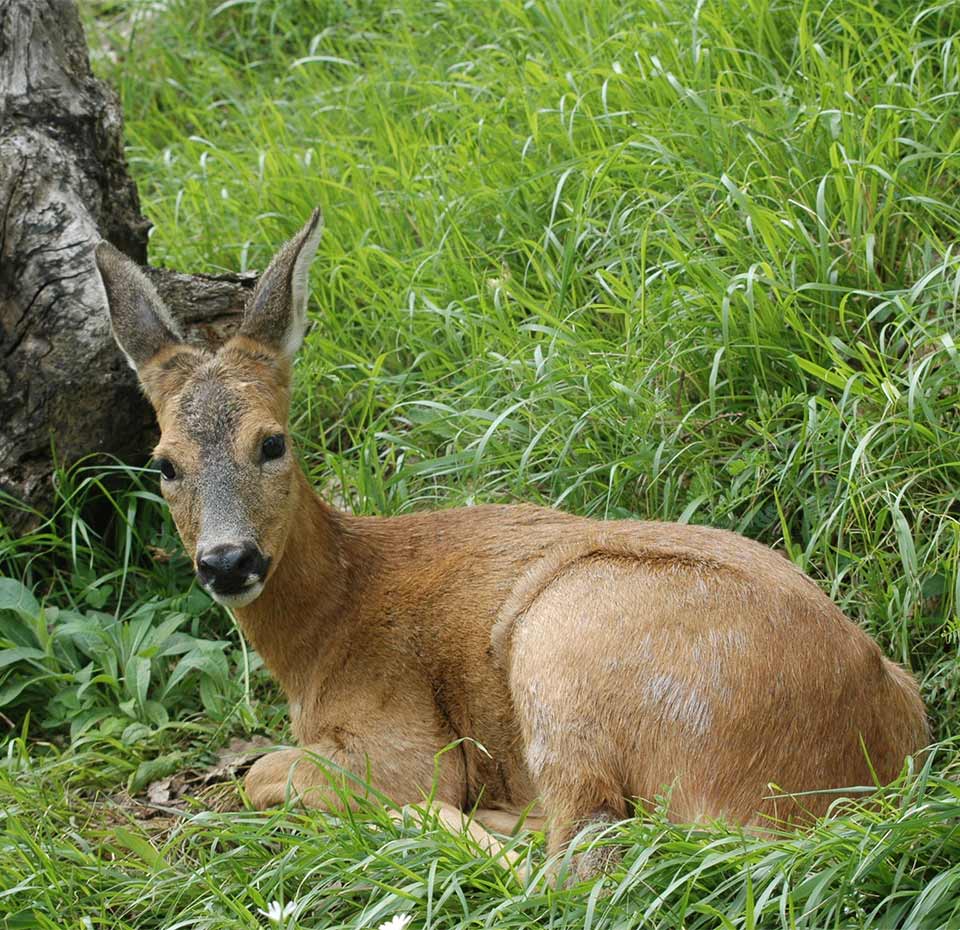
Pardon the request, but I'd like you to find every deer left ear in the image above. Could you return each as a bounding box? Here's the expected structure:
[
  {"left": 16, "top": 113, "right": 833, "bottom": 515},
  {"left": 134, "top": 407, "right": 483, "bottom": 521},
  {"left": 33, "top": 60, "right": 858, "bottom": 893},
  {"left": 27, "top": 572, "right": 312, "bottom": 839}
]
[{"left": 239, "top": 208, "right": 324, "bottom": 359}]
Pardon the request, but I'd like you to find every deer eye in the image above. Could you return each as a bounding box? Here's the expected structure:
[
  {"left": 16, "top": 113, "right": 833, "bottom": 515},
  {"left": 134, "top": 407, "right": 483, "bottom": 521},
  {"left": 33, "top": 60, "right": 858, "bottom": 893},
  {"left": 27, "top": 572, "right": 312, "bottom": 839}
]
[
  {"left": 261, "top": 434, "right": 286, "bottom": 462},
  {"left": 155, "top": 458, "right": 177, "bottom": 481}
]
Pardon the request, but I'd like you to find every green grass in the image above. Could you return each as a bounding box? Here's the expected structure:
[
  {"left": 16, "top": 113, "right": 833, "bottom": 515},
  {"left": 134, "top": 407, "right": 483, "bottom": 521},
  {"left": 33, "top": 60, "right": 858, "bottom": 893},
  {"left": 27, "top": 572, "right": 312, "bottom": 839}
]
[
  {"left": 2, "top": 0, "right": 960, "bottom": 926},
  {"left": 2, "top": 744, "right": 960, "bottom": 929}
]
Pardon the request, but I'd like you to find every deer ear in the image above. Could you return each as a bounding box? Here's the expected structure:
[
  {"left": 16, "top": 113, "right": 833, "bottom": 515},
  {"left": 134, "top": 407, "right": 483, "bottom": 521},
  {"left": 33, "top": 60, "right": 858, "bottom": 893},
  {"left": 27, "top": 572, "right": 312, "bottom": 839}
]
[
  {"left": 95, "top": 241, "right": 184, "bottom": 372},
  {"left": 239, "top": 208, "right": 323, "bottom": 358}
]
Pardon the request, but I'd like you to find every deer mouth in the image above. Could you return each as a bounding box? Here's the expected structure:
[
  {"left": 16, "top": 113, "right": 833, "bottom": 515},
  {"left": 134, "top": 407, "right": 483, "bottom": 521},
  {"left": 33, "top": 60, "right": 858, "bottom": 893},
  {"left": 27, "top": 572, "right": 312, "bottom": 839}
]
[{"left": 207, "top": 577, "right": 265, "bottom": 609}]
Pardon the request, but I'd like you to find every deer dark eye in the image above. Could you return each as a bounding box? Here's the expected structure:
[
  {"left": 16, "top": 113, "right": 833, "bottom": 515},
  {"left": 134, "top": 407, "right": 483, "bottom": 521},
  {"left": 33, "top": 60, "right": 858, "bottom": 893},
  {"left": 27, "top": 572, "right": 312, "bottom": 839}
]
[
  {"left": 155, "top": 458, "right": 177, "bottom": 481},
  {"left": 261, "top": 434, "right": 286, "bottom": 462}
]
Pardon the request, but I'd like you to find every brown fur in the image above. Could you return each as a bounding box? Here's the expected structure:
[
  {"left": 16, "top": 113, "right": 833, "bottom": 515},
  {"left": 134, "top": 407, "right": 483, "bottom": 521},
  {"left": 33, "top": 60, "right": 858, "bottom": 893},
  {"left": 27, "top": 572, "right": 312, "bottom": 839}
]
[{"left": 96, "top": 215, "right": 929, "bottom": 879}]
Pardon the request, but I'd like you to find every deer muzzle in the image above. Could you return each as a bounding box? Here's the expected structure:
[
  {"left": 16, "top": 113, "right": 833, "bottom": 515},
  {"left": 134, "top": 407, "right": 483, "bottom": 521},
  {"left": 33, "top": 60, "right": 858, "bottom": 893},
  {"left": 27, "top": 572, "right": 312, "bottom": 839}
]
[{"left": 196, "top": 541, "right": 270, "bottom": 606}]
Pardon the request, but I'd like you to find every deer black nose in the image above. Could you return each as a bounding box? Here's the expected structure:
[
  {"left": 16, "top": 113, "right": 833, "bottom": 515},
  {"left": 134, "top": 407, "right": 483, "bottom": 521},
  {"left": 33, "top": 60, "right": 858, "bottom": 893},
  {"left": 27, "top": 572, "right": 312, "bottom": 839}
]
[{"left": 196, "top": 542, "right": 269, "bottom": 595}]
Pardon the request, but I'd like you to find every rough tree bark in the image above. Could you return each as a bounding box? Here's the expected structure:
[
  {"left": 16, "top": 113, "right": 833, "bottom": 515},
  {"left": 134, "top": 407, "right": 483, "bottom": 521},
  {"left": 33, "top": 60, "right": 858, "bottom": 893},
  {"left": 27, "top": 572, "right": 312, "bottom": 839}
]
[{"left": 0, "top": 0, "right": 255, "bottom": 531}]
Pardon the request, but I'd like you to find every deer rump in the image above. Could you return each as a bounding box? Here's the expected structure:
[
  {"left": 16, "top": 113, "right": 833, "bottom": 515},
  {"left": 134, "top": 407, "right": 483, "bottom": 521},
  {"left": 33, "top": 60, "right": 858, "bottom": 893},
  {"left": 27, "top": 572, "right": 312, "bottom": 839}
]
[{"left": 490, "top": 527, "right": 928, "bottom": 834}]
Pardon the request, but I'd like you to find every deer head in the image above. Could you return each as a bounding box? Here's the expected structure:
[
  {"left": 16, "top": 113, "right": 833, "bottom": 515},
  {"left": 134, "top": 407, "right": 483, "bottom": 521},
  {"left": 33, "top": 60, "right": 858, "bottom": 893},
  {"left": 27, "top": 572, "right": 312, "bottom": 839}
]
[{"left": 95, "top": 210, "right": 323, "bottom": 608}]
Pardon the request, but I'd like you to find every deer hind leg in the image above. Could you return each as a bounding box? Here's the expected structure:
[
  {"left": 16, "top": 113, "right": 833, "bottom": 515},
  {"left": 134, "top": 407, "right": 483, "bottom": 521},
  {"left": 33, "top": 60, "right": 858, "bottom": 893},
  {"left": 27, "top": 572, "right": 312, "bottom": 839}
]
[
  {"left": 537, "top": 774, "right": 628, "bottom": 883},
  {"left": 499, "top": 552, "right": 658, "bottom": 882},
  {"left": 510, "top": 698, "right": 629, "bottom": 883},
  {"left": 506, "top": 626, "right": 632, "bottom": 882}
]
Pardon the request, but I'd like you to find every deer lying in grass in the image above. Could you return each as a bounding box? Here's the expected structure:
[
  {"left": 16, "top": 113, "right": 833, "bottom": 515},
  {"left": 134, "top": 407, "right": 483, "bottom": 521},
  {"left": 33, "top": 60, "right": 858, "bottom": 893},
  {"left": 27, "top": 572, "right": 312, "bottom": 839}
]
[{"left": 95, "top": 211, "right": 928, "bottom": 880}]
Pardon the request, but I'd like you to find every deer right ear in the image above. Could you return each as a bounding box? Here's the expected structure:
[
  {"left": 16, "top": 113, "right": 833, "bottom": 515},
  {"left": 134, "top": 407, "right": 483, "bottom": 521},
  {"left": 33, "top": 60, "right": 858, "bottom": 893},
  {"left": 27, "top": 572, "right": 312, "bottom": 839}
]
[{"left": 95, "top": 240, "right": 184, "bottom": 373}]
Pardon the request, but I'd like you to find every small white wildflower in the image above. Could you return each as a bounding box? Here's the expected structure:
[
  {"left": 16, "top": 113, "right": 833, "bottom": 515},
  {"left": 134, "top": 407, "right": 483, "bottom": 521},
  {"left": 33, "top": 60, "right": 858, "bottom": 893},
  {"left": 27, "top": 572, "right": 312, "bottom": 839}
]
[
  {"left": 377, "top": 915, "right": 412, "bottom": 930},
  {"left": 258, "top": 901, "right": 297, "bottom": 923}
]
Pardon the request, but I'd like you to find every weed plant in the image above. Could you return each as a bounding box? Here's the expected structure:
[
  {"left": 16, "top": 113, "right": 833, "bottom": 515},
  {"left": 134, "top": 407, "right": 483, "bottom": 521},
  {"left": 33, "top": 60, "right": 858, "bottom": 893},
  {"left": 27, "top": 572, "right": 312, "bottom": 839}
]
[{"left": 2, "top": 0, "right": 959, "bottom": 926}]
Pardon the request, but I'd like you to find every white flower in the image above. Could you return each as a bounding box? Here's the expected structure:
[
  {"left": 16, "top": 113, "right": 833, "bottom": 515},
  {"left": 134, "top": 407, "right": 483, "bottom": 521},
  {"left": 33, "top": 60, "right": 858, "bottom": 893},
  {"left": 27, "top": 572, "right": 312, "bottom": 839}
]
[
  {"left": 258, "top": 901, "right": 297, "bottom": 923},
  {"left": 377, "top": 916, "right": 412, "bottom": 930}
]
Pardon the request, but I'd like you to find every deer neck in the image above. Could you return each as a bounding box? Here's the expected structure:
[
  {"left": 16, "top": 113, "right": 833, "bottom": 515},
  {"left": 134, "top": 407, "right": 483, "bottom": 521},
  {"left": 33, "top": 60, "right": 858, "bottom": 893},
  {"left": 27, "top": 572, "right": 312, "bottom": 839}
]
[{"left": 232, "top": 468, "right": 374, "bottom": 700}]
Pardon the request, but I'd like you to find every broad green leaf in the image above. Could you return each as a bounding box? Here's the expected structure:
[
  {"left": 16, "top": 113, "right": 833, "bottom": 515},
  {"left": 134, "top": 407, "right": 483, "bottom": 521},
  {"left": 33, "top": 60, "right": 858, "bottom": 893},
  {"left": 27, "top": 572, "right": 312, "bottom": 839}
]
[
  {"left": 126, "top": 655, "right": 152, "bottom": 709},
  {"left": 164, "top": 645, "right": 228, "bottom": 695},
  {"left": 0, "top": 578, "right": 39, "bottom": 619},
  {"left": 0, "top": 647, "right": 48, "bottom": 670}
]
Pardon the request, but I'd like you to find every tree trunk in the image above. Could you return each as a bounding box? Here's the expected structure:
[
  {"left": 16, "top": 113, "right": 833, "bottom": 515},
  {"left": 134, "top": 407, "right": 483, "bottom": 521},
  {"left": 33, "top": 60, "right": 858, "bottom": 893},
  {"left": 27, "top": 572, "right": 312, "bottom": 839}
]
[{"left": 0, "top": 0, "right": 253, "bottom": 532}]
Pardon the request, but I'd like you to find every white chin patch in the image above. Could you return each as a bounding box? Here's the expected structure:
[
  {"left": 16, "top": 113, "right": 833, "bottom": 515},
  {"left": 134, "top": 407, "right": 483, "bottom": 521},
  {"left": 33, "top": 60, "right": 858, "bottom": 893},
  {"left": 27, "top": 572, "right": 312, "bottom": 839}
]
[{"left": 209, "top": 581, "right": 265, "bottom": 609}]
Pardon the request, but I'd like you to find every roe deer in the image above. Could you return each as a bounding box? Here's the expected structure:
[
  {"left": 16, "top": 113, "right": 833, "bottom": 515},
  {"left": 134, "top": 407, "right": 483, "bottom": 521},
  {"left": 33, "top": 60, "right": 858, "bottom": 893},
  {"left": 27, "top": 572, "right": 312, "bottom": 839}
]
[{"left": 95, "top": 210, "right": 929, "bottom": 880}]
